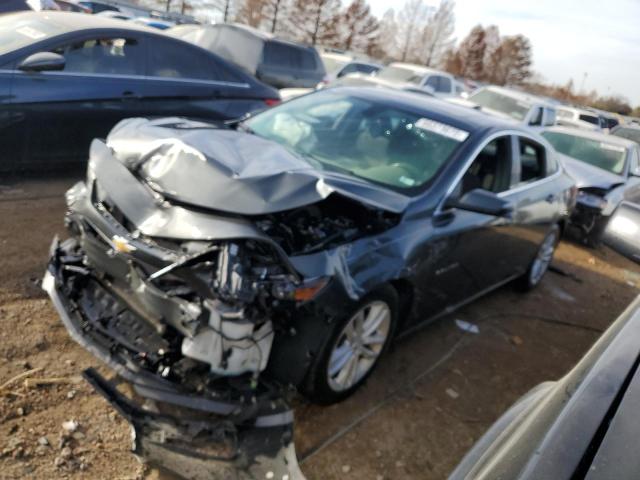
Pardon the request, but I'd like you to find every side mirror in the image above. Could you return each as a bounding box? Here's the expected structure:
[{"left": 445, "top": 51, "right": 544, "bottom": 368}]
[
  {"left": 18, "top": 52, "right": 66, "bottom": 72},
  {"left": 445, "top": 188, "right": 514, "bottom": 217}
]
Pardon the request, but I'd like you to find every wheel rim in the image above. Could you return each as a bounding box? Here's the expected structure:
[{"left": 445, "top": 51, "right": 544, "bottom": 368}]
[
  {"left": 327, "top": 300, "right": 391, "bottom": 392},
  {"left": 530, "top": 230, "right": 557, "bottom": 285}
]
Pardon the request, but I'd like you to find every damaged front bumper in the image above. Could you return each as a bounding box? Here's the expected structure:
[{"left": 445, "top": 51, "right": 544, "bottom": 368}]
[{"left": 43, "top": 243, "right": 305, "bottom": 480}]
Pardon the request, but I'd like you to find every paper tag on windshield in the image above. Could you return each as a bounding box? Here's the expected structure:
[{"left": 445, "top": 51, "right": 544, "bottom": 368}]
[
  {"left": 415, "top": 118, "right": 469, "bottom": 142},
  {"left": 16, "top": 26, "right": 46, "bottom": 40},
  {"left": 600, "top": 143, "right": 625, "bottom": 153}
]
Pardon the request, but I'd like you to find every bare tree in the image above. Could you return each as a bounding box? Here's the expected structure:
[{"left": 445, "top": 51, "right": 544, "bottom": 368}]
[
  {"left": 288, "top": 0, "right": 341, "bottom": 45},
  {"left": 420, "top": 0, "right": 455, "bottom": 67},
  {"left": 332, "top": 0, "right": 379, "bottom": 53},
  {"left": 397, "top": 0, "right": 430, "bottom": 62},
  {"left": 373, "top": 8, "right": 399, "bottom": 59},
  {"left": 455, "top": 24, "right": 489, "bottom": 79},
  {"left": 234, "top": 0, "right": 267, "bottom": 27},
  {"left": 489, "top": 34, "right": 532, "bottom": 85},
  {"left": 263, "top": 0, "right": 291, "bottom": 34}
]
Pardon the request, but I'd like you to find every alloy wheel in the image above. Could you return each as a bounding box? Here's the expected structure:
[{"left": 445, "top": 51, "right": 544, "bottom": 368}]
[{"left": 327, "top": 300, "right": 391, "bottom": 392}]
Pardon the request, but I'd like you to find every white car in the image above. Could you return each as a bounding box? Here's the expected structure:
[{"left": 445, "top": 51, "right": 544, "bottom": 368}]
[
  {"left": 336, "top": 62, "right": 458, "bottom": 98},
  {"left": 449, "top": 86, "right": 557, "bottom": 129},
  {"left": 556, "top": 106, "right": 603, "bottom": 131}
]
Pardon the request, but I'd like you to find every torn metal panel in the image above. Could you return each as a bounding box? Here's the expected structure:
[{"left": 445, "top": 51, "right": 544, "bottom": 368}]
[
  {"left": 105, "top": 117, "right": 411, "bottom": 215},
  {"left": 84, "top": 368, "right": 304, "bottom": 480},
  {"left": 603, "top": 201, "right": 640, "bottom": 264}
]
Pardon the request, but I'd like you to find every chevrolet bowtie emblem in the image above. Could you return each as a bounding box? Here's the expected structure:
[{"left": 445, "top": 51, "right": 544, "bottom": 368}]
[{"left": 111, "top": 235, "right": 136, "bottom": 254}]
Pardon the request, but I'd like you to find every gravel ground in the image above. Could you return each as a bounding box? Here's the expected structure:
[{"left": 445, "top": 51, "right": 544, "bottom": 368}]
[{"left": 1, "top": 177, "right": 639, "bottom": 480}]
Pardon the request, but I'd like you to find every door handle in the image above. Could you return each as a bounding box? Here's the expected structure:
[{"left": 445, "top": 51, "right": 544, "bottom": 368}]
[{"left": 545, "top": 194, "right": 555, "bottom": 203}]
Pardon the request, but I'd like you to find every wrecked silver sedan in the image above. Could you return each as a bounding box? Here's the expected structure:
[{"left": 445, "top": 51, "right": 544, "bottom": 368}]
[
  {"left": 44, "top": 87, "right": 575, "bottom": 477},
  {"left": 542, "top": 126, "right": 640, "bottom": 246}
]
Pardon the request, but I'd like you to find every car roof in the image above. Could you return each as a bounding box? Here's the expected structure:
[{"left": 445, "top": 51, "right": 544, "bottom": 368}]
[
  {"left": 331, "top": 86, "right": 522, "bottom": 133},
  {"left": 387, "top": 62, "right": 450, "bottom": 77},
  {"left": 544, "top": 125, "right": 637, "bottom": 148},
  {"left": 9, "top": 10, "right": 155, "bottom": 33},
  {"left": 480, "top": 86, "right": 556, "bottom": 108},
  {"left": 558, "top": 105, "right": 599, "bottom": 116}
]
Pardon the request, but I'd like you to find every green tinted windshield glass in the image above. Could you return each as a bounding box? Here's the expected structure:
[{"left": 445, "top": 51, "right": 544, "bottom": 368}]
[
  {"left": 0, "top": 16, "right": 64, "bottom": 56},
  {"left": 469, "top": 89, "right": 529, "bottom": 121},
  {"left": 245, "top": 91, "right": 468, "bottom": 192},
  {"left": 542, "top": 131, "right": 628, "bottom": 175},
  {"left": 612, "top": 127, "right": 640, "bottom": 144}
]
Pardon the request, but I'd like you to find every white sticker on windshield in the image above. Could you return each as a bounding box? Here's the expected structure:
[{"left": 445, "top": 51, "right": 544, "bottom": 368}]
[
  {"left": 16, "top": 26, "right": 46, "bottom": 40},
  {"left": 415, "top": 118, "right": 469, "bottom": 142},
  {"left": 399, "top": 176, "right": 416, "bottom": 186},
  {"left": 600, "top": 143, "right": 625, "bottom": 153}
]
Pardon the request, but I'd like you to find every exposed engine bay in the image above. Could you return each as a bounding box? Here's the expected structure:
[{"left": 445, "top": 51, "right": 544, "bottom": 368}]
[{"left": 254, "top": 195, "right": 399, "bottom": 255}]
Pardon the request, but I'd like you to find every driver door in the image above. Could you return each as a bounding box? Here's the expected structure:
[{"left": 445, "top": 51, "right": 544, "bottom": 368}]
[{"left": 412, "top": 135, "right": 521, "bottom": 320}]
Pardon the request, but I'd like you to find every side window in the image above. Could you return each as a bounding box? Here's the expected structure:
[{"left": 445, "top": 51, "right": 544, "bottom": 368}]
[
  {"left": 543, "top": 108, "right": 556, "bottom": 126},
  {"left": 264, "top": 42, "right": 316, "bottom": 70},
  {"left": 339, "top": 63, "right": 359, "bottom": 76},
  {"left": 458, "top": 136, "right": 513, "bottom": 196},
  {"left": 518, "top": 137, "right": 546, "bottom": 184},
  {"left": 148, "top": 37, "right": 219, "bottom": 81},
  {"left": 426, "top": 75, "right": 452, "bottom": 93},
  {"left": 49, "top": 37, "right": 144, "bottom": 75},
  {"left": 439, "top": 76, "right": 452, "bottom": 93},
  {"left": 529, "top": 107, "right": 543, "bottom": 126},
  {"left": 357, "top": 64, "right": 378, "bottom": 74}
]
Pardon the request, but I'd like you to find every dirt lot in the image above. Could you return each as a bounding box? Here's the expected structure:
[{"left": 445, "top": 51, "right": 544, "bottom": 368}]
[{"left": 1, "top": 177, "right": 639, "bottom": 480}]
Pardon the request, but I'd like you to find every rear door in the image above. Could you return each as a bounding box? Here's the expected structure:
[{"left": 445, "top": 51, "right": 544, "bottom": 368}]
[
  {"left": 11, "top": 32, "right": 148, "bottom": 170},
  {"left": 139, "top": 35, "right": 255, "bottom": 122}
]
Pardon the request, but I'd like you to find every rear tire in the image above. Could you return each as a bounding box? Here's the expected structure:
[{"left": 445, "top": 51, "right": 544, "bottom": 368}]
[
  {"left": 518, "top": 224, "right": 560, "bottom": 291},
  {"left": 301, "top": 285, "right": 398, "bottom": 405}
]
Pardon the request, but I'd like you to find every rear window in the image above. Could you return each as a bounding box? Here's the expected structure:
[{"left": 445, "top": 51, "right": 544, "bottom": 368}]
[
  {"left": 0, "top": 16, "right": 65, "bottom": 55},
  {"left": 579, "top": 114, "right": 600, "bottom": 125},
  {"left": 263, "top": 41, "right": 317, "bottom": 70}
]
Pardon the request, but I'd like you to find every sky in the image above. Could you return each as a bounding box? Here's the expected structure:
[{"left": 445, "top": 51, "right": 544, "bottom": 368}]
[{"left": 368, "top": 0, "right": 640, "bottom": 106}]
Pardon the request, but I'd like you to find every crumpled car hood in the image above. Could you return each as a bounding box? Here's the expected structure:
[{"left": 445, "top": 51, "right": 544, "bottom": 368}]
[
  {"left": 106, "top": 117, "right": 410, "bottom": 215},
  {"left": 559, "top": 153, "right": 625, "bottom": 190}
]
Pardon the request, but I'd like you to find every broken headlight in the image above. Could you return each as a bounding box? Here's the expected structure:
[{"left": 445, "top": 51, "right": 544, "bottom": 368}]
[{"left": 577, "top": 190, "right": 608, "bottom": 210}]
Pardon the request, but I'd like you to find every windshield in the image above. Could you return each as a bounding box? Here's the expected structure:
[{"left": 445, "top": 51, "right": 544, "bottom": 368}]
[
  {"left": 245, "top": 91, "right": 468, "bottom": 191},
  {"left": 613, "top": 127, "right": 640, "bottom": 144},
  {"left": 321, "top": 54, "right": 350, "bottom": 74},
  {"left": 0, "top": 15, "right": 64, "bottom": 56},
  {"left": 542, "top": 131, "right": 628, "bottom": 175},
  {"left": 469, "top": 89, "right": 530, "bottom": 121},
  {"left": 376, "top": 66, "right": 424, "bottom": 85}
]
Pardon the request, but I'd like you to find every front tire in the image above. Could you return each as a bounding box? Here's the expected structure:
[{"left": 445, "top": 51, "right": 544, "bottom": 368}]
[
  {"left": 302, "top": 286, "right": 398, "bottom": 404},
  {"left": 518, "top": 224, "right": 560, "bottom": 291}
]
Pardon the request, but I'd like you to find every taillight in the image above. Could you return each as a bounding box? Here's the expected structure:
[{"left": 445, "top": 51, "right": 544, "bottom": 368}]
[{"left": 264, "top": 98, "right": 281, "bottom": 107}]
